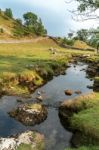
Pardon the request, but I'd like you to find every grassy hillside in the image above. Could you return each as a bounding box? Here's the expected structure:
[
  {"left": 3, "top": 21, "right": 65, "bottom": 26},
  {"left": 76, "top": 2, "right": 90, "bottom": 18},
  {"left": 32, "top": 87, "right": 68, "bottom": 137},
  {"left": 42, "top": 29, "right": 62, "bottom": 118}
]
[
  {"left": 0, "top": 11, "right": 15, "bottom": 39},
  {"left": 73, "top": 40, "right": 93, "bottom": 50},
  {"left": 0, "top": 10, "right": 46, "bottom": 39}
]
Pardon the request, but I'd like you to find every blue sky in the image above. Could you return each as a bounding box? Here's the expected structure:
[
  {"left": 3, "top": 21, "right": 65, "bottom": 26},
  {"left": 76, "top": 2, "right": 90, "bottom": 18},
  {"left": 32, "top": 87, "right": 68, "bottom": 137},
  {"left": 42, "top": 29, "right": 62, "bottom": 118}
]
[{"left": 0, "top": 0, "right": 98, "bottom": 37}]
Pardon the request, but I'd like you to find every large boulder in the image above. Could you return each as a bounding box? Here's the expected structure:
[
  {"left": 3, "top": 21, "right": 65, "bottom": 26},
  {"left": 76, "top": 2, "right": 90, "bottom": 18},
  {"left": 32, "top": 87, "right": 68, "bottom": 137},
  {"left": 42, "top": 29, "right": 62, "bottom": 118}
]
[
  {"left": 9, "top": 103, "right": 47, "bottom": 126},
  {"left": 0, "top": 131, "right": 45, "bottom": 150}
]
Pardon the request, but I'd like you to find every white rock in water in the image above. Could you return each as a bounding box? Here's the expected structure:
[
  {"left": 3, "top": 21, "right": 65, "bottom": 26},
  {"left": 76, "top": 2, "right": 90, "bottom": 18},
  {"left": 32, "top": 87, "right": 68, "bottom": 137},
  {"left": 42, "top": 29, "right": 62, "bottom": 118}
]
[
  {"left": 17, "top": 131, "right": 34, "bottom": 146},
  {"left": 0, "top": 138, "right": 16, "bottom": 150},
  {"left": 36, "top": 95, "right": 43, "bottom": 101},
  {"left": 0, "top": 131, "right": 44, "bottom": 150},
  {"left": 37, "top": 91, "right": 41, "bottom": 95}
]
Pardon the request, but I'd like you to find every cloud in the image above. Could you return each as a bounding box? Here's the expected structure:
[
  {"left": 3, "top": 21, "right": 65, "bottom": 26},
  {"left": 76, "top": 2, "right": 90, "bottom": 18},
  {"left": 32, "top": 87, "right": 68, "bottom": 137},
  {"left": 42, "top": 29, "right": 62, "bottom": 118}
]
[
  {"left": 0, "top": 0, "right": 98, "bottom": 36},
  {"left": 21, "top": 0, "right": 65, "bottom": 11}
]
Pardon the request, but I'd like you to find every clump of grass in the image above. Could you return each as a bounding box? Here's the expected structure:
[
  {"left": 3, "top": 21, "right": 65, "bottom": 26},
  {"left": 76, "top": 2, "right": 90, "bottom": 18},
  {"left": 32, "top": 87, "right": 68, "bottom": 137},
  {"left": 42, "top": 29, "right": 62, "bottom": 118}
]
[
  {"left": 27, "top": 104, "right": 42, "bottom": 111},
  {"left": 61, "top": 92, "right": 98, "bottom": 112},
  {"left": 71, "top": 104, "right": 99, "bottom": 144},
  {"left": 60, "top": 92, "right": 99, "bottom": 147},
  {"left": 19, "top": 70, "right": 43, "bottom": 85},
  {"left": 17, "top": 143, "right": 33, "bottom": 150}
]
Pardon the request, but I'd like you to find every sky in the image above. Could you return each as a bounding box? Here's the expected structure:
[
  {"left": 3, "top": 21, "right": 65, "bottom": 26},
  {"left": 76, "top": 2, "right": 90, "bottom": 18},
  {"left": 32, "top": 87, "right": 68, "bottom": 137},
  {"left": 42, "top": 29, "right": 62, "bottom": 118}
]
[{"left": 0, "top": 0, "right": 99, "bottom": 37}]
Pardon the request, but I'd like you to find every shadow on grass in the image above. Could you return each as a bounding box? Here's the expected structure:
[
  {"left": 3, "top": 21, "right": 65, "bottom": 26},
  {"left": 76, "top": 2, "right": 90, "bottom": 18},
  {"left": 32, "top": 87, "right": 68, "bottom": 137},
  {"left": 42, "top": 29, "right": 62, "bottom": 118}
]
[{"left": 0, "top": 55, "right": 61, "bottom": 73}]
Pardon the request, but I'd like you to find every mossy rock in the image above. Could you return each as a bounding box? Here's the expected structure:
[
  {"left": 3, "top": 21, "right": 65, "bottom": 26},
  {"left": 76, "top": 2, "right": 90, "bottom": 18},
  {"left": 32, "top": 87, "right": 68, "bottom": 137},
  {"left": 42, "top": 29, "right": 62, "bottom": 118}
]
[
  {"left": 9, "top": 103, "right": 48, "bottom": 126},
  {"left": 0, "top": 131, "right": 45, "bottom": 150}
]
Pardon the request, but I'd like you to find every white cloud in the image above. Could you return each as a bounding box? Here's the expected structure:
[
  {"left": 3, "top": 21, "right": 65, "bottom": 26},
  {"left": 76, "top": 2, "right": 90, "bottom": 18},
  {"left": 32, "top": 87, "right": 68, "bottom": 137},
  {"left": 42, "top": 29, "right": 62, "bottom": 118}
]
[
  {"left": 0, "top": 0, "right": 99, "bottom": 36},
  {"left": 19, "top": 0, "right": 66, "bottom": 12}
]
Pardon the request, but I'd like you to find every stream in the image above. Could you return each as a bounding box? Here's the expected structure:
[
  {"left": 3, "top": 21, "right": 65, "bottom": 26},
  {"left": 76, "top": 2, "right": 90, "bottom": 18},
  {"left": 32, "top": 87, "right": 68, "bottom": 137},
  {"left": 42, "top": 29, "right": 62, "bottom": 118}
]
[{"left": 0, "top": 62, "right": 93, "bottom": 150}]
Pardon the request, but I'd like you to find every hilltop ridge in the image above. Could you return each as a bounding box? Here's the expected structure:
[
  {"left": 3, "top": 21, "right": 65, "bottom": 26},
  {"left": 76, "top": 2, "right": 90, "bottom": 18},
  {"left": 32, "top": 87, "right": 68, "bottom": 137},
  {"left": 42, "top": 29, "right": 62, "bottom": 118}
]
[{"left": 0, "top": 9, "right": 47, "bottom": 40}]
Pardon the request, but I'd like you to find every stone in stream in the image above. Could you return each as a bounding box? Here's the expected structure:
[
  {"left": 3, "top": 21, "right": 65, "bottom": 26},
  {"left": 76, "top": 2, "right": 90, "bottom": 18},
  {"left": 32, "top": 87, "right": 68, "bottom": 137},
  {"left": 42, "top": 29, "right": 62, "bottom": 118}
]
[
  {"left": 0, "top": 131, "right": 45, "bottom": 150},
  {"left": 9, "top": 103, "right": 47, "bottom": 126},
  {"left": 75, "top": 90, "right": 82, "bottom": 95},
  {"left": 93, "top": 77, "right": 99, "bottom": 92},
  {"left": 36, "top": 95, "right": 43, "bottom": 101},
  {"left": 64, "top": 89, "right": 73, "bottom": 96}
]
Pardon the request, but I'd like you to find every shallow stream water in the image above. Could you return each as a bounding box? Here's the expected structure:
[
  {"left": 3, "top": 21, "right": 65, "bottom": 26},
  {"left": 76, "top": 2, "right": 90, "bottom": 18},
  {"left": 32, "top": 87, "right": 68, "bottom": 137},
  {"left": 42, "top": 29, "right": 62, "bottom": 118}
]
[{"left": 0, "top": 62, "right": 93, "bottom": 150}]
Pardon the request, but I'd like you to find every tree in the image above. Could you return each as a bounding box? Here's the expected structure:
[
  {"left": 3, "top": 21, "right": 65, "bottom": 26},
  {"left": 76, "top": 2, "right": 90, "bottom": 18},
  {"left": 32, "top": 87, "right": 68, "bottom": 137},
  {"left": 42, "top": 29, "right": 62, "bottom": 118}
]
[
  {"left": 76, "top": 0, "right": 99, "bottom": 20},
  {"left": 23, "top": 12, "right": 38, "bottom": 27},
  {"left": 16, "top": 19, "right": 22, "bottom": 25},
  {"left": 66, "top": 0, "right": 99, "bottom": 20},
  {"left": 76, "top": 0, "right": 99, "bottom": 12},
  {"left": 76, "top": 29, "right": 89, "bottom": 42},
  {"left": 88, "top": 27, "right": 99, "bottom": 47},
  {"left": 23, "top": 12, "right": 47, "bottom": 36},
  {"left": 36, "top": 18, "right": 47, "bottom": 36},
  {"left": 5, "top": 8, "right": 13, "bottom": 18},
  {"left": 68, "top": 33, "right": 73, "bottom": 39}
]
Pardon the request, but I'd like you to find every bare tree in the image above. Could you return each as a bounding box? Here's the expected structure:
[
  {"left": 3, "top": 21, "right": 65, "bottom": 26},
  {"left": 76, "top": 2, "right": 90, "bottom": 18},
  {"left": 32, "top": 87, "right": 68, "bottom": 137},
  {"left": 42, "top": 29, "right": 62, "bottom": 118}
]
[{"left": 65, "top": 0, "right": 99, "bottom": 21}]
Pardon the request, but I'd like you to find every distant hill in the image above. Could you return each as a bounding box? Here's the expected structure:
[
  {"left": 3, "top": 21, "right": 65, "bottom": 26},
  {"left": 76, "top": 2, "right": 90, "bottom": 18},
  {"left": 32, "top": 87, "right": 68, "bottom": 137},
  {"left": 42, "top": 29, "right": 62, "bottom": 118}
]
[{"left": 73, "top": 40, "right": 93, "bottom": 50}]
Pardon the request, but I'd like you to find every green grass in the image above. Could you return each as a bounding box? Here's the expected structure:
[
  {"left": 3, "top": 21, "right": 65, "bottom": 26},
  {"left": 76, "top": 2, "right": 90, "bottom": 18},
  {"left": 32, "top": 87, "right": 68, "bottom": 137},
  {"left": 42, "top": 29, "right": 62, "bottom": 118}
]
[
  {"left": 62, "top": 93, "right": 99, "bottom": 149},
  {"left": 17, "top": 144, "right": 33, "bottom": 150},
  {"left": 0, "top": 38, "right": 95, "bottom": 96},
  {"left": 69, "top": 93, "right": 99, "bottom": 145},
  {"left": 71, "top": 106, "right": 99, "bottom": 143}
]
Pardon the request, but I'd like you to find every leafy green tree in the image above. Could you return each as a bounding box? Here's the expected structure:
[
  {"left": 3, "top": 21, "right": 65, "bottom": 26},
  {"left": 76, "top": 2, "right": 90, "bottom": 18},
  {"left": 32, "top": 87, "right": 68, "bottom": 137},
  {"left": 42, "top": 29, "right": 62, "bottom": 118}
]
[
  {"left": 62, "top": 37, "right": 74, "bottom": 46},
  {"left": 36, "top": 19, "right": 47, "bottom": 36},
  {"left": 23, "top": 12, "right": 38, "bottom": 28},
  {"left": 13, "top": 11, "right": 47, "bottom": 37},
  {"left": 5, "top": 8, "right": 13, "bottom": 18},
  {"left": 88, "top": 27, "right": 99, "bottom": 47},
  {"left": 76, "top": 0, "right": 99, "bottom": 12},
  {"left": 23, "top": 12, "right": 47, "bottom": 36},
  {"left": 16, "top": 19, "right": 22, "bottom": 25},
  {"left": 76, "top": 29, "right": 89, "bottom": 42}
]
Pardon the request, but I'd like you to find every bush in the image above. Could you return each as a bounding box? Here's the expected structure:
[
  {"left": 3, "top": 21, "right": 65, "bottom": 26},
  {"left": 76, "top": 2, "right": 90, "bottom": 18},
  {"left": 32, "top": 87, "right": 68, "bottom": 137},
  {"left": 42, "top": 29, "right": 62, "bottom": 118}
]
[
  {"left": 0, "top": 28, "right": 4, "bottom": 33},
  {"left": 62, "top": 37, "right": 74, "bottom": 46},
  {"left": 4, "top": 8, "right": 13, "bottom": 19}
]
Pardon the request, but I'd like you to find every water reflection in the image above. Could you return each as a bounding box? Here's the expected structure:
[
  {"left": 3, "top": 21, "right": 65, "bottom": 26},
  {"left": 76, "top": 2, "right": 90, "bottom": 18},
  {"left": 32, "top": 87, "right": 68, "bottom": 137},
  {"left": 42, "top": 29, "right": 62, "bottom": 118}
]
[{"left": 0, "top": 63, "right": 93, "bottom": 150}]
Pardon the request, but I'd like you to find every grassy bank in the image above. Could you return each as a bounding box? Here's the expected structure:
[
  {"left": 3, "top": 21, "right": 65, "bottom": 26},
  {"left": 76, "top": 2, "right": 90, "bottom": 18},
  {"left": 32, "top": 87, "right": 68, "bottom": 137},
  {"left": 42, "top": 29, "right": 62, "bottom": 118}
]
[
  {"left": 0, "top": 38, "right": 70, "bottom": 96},
  {"left": 60, "top": 92, "right": 99, "bottom": 150},
  {"left": 0, "top": 37, "right": 95, "bottom": 97}
]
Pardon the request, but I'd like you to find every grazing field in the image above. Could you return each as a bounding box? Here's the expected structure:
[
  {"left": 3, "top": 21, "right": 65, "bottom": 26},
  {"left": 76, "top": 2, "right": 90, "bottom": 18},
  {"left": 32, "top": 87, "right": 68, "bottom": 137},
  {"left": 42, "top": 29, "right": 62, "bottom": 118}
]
[
  {"left": 0, "top": 38, "right": 95, "bottom": 96},
  {"left": 0, "top": 38, "right": 70, "bottom": 96},
  {"left": 0, "top": 38, "right": 94, "bottom": 73}
]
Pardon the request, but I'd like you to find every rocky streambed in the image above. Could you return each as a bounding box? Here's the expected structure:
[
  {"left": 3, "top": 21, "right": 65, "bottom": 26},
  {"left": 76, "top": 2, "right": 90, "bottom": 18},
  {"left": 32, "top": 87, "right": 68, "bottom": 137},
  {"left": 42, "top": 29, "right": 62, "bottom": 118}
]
[{"left": 0, "top": 62, "right": 94, "bottom": 150}]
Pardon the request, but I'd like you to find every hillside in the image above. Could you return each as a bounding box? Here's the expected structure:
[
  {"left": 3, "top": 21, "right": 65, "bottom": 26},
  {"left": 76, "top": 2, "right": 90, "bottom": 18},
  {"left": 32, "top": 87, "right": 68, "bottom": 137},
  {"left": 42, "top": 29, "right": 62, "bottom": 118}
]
[
  {"left": 73, "top": 40, "right": 93, "bottom": 50},
  {"left": 0, "top": 9, "right": 47, "bottom": 39},
  {"left": 0, "top": 11, "right": 15, "bottom": 39}
]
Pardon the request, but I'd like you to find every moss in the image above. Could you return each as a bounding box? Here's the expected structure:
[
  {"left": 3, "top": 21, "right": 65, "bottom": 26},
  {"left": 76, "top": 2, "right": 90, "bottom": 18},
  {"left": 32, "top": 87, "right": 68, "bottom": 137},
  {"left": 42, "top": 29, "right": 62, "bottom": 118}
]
[
  {"left": 27, "top": 104, "right": 42, "bottom": 111},
  {"left": 16, "top": 143, "right": 33, "bottom": 150},
  {"left": 35, "top": 140, "right": 45, "bottom": 150}
]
